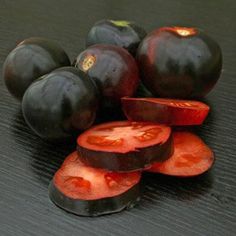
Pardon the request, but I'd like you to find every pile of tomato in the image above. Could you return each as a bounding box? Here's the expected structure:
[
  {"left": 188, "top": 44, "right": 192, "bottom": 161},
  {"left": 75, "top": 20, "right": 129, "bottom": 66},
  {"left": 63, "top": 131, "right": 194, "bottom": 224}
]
[{"left": 3, "top": 19, "right": 222, "bottom": 216}]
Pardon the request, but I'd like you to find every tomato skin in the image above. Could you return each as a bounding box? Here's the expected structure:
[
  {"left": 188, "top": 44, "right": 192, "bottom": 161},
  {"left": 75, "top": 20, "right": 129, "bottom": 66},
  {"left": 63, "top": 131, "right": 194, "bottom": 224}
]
[
  {"left": 78, "top": 136, "right": 173, "bottom": 172},
  {"left": 49, "top": 181, "right": 140, "bottom": 216},
  {"left": 3, "top": 37, "right": 70, "bottom": 100},
  {"left": 86, "top": 19, "right": 147, "bottom": 56},
  {"left": 77, "top": 121, "right": 173, "bottom": 171},
  {"left": 74, "top": 45, "right": 140, "bottom": 109},
  {"left": 137, "top": 27, "right": 222, "bottom": 98},
  {"left": 122, "top": 97, "right": 210, "bottom": 126}
]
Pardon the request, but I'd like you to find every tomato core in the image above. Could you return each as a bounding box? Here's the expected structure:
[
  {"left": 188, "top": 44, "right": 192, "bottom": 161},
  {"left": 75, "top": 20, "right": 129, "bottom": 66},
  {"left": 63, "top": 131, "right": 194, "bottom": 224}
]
[
  {"left": 172, "top": 27, "right": 197, "bottom": 37},
  {"left": 81, "top": 55, "right": 96, "bottom": 71}
]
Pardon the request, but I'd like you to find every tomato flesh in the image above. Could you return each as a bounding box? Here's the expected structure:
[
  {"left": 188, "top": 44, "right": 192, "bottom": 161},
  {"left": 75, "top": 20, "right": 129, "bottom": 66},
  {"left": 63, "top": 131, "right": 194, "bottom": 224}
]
[
  {"left": 147, "top": 132, "right": 214, "bottom": 177},
  {"left": 122, "top": 97, "right": 209, "bottom": 126},
  {"left": 53, "top": 151, "right": 141, "bottom": 200},
  {"left": 77, "top": 121, "right": 171, "bottom": 153}
]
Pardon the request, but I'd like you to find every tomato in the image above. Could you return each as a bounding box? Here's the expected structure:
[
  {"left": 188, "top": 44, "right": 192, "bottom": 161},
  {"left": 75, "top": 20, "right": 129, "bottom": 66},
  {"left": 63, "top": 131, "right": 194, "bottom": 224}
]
[
  {"left": 74, "top": 45, "right": 140, "bottom": 110},
  {"left": 77, "top": 121, "right": 173, "bottom": 171},
  {"left": 86, "top": 19, "right": 146, "bottom": 56},
  {"left": 22, "top": 67, "right": 99, "bottom": 139},
  {"left": 3, "top": 37, "right": 70, "bottom": 100},
  {"left": 122, "top": 97, "right": 209, "bottom": 125},
  {"left": 137, "top": 27, "right": 222, "bottom": 98},
  {"left": 49, "top": 151, "right": 141, "bottom": 216},
  {"left": 147, "top": 132, "right": 214, "bottom": 177}
]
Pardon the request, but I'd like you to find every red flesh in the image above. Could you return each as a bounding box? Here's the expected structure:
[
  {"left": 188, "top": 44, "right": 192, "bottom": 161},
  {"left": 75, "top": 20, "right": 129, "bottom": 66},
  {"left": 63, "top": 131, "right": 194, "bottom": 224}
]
[
  {"left": 77, "top": 121, "right": 171, "bottom": 153},
  {"left": 53, "top": 151, "right": 141, "bottom": 200},
  {"left": 147, "top": 132, "right": 214, "bottom": 177},
  {"left": 122, "top": 97, "right": 210, "bottom": 126}
]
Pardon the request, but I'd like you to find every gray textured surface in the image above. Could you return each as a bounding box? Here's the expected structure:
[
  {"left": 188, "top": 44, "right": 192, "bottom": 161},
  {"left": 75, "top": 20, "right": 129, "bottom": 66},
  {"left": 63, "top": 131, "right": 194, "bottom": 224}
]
[{"left": 0, "top": 0, "right": 236, "bottom": 235}]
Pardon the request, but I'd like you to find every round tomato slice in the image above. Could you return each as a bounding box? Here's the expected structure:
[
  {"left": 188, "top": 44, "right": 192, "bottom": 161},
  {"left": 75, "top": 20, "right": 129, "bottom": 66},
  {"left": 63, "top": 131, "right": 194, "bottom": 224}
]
[
  {"left": 147, "top": 132, "right": 214, "bottom": 177},
  {"left": 77, "top": 121, "right": 173, "bottom": 171},
  {"left": 49, "top": 151, "right": 141, "bottom": 216},
  {"left": 122, "top": 97, "right": 210, "bottom": 126}
]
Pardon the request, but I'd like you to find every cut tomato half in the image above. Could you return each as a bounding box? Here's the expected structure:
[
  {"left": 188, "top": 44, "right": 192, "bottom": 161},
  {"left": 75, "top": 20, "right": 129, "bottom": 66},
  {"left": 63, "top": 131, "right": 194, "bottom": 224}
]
[
  {"left": 147, "top": 132, "right": 214, "bottom": 177},
  {"left": 77, "top": 121, "right": 173, "bottom": 171},
  {"left": 49, "top": 151, "right": 141, "bottom": 216},
  {"left": 122, "top": 97, "right": 210, "bottom": 126}
]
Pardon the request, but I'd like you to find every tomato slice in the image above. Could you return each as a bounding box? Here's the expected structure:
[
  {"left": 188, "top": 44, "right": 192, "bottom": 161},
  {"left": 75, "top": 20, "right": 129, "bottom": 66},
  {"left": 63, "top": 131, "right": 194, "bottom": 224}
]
[
  {"left": 77, "top": 121, "right": 173, "bottom": 171},
  {"left": 122, "top": 97, "right": 210, "bottom": 126},
  {"left": 49, "top": 151, "right": 141, "bottom": 216},
  {"left": 147, "top": 132, "right": 214, "bottom": 177},
  {"left": 53, "top": 151, "right": 141, "bottom": 200}
]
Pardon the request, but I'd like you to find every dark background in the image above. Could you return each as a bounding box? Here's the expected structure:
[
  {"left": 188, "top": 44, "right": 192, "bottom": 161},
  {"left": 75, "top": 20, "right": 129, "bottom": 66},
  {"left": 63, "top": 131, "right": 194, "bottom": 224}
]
[{"left": 0, "top": 0, "right": 236, "bottom": 235}]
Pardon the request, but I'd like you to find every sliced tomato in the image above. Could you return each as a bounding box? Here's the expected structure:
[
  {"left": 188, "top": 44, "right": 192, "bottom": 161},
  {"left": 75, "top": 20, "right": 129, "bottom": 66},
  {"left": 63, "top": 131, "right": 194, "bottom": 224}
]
[
  {"left": 53, "top": 151, "right": 141, "bottom": 200},
  {"left": 122, "top": 97, "right": 210, "bottom": 126},
  {"left": 147, "top": 132, "right": 214, "bottom": 177},
  {"left": 77, "top": 121, "right": 173, "bottom": 171},
  {"left": 49, "top": 151, "right": 141, "bottom": 216}
]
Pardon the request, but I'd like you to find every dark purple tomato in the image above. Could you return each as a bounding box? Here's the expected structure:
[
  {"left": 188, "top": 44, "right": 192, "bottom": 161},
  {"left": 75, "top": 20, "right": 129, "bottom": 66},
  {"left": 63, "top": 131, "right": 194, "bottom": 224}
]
[
  {"left": 22, "top": 67, "right": 99, "bottom": 140},
  {"left": 86, "top": 20, "right": 146, "bottom": 56},
  {"left": 74, "top": 45, "right": 140, "bottom": 109},
  {"left": 137, "top": 27, "right": 222, "bottom": 98},
  {"left": 3, "top": 37, "right": 70, "bottom": 100}
]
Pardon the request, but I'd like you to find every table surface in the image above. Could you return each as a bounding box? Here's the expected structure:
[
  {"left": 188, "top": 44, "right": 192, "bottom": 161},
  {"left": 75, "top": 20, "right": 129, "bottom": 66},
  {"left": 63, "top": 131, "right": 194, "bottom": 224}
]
[{"left": 0, "top": 0, "right": 236, "bottom": 235}]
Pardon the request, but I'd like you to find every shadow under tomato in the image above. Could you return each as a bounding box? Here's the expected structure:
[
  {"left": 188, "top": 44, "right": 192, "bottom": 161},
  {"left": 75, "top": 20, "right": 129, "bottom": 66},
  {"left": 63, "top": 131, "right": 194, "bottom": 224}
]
[
  {"left": 194, "top": 103, "right": 215, "bottom": 135},
  {"left": 142, "top": 171, "right": 213, "bottom": 203},
  {"left": 95, "top": 105, "right": 126, "bottom": 123}
]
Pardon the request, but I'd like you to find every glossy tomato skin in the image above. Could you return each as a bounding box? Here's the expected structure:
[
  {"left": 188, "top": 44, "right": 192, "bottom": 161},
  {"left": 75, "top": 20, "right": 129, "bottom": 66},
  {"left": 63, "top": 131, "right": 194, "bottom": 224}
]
[
  {"left": 3, "top": 37, "right": 70, "bottom": 100},
  {"left": 74, "top": 45, "right": 140, "bottom": 108},
  {"left": 22, "top": 67, "right": 99, "bottom": 140},
  {"left": 137, "top": 27, "right": 222, "bottom": 98},
  {"left": 86, "top": 19, "right": 147, "bottom": 56}
]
